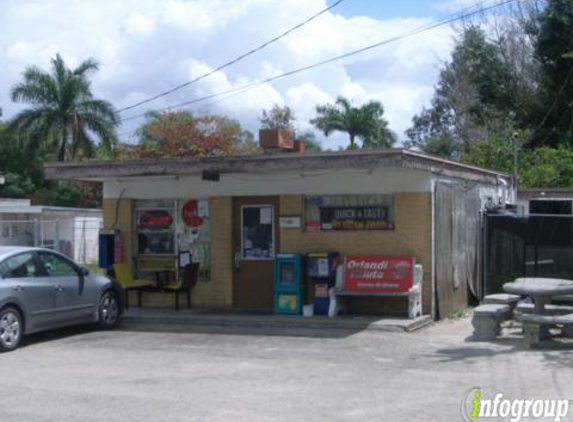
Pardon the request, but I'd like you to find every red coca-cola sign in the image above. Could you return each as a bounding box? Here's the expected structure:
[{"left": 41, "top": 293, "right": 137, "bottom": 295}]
[
  {"left": 343, "top": 255, "right": 415, "bottom": 294},
  {"left": 139, "top": 210, "right": 173, "bottom": 230},
  {"left": 181, "top": 200, "right": 204, "bottom": 227}
]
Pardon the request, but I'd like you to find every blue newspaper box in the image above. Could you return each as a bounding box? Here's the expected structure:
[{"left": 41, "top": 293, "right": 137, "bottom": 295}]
[{"left": 274, "top": 254, "right": 303, "bottom": 315}]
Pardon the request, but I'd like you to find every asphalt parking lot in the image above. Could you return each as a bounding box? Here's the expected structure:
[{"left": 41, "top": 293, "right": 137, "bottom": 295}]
[{"left": 1, "top": 316, "right": 572, "bottom": 422}]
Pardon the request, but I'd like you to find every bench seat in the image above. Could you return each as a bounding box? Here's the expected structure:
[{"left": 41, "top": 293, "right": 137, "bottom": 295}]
[
  {"left": 517, "top": 313, "right": 573, "bottom": 348},
  {"left": 516, "top": 302, "right": 573, "bottom": 315},
  {"left": 471, "top": 304, "right": 511, "bottom": 341}
]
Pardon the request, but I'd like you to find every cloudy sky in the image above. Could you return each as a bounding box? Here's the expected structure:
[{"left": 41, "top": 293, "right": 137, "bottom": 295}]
[{"left": 0, "top": 0, "right": 479, "bottom": 149}]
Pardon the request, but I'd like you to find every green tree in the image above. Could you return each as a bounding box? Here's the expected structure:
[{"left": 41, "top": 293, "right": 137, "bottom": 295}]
[
  {"left": 9, "top": 54, "right": 119, "bottom": 162},
  {"left": 520, "top": 147, "right": 573, "bottom": 187},
  {"left": 259, "top": 104, "right": 296, "bottom": 130},
  {"left": 529, "top": 0, "right": 573, "bottom": 146},
  {"left": 311, "top": 96, "right": 395, "bottom": 149},
  {"left": 406, "top": 26, "right": 518, "bottom": 157}
]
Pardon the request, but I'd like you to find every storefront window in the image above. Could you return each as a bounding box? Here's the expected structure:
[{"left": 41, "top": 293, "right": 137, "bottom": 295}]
[
  {"left": 305, "top": 195, "right": 394, "bottom": 231},
  {"left": 135, "top": 200, "right": 176, "bottom": 255}
]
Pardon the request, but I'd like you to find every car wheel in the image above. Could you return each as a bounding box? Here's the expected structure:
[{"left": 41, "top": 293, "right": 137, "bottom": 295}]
[
  {"left": 98, "top": 291, "right": 119, "bottom": 329},
  {"left": 0, "top": 307, "right": 23, "bottom": 352}
]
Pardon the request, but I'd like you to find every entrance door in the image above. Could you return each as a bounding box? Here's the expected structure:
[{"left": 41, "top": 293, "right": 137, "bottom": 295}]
[{"left": 233, "top": 197, "right": 279, "bottom": 310}]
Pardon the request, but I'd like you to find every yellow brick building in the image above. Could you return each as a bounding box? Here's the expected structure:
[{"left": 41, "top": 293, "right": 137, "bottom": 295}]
[{"left": 46, "top": 149, "right": 514, "bottom": 319}]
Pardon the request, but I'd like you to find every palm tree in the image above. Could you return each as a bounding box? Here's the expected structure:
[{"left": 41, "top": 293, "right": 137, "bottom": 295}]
[
  {"left": 10, "top": 54, "right": 119, "bottom": 162},
  {"left": 311, "top": 96, "right": 396, "bottom": 149}
]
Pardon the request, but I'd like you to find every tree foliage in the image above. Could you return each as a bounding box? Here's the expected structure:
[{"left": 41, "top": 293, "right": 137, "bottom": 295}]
[
  {"left": 9, "top": 54, "right": 119, "bottom": 162},
  {"left": 528, "top": 0, "right": 573, "bottom": 146},
  {"left": 406, "top": 26, "right": 518, "bottom": 157},
  {"left": 259, "top": 104, "right": 296, "bottom": 130},
  {"left": 120, "top": 110, "right": 259, "bottom": 159},
  {"left": 311, "top": 96, "right": 395, "bottom": 149}
]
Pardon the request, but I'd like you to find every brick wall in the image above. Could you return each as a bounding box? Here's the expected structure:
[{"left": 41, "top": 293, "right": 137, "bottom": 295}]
[
  {"left": 103, "top": 193, "right": 432, "bottom": 314},
  {"left": 278, "top": 193, "right": 433, "bottom": 315},
  {"left": 191, "top": 196, "right": 234, "bottom": 308},
  {"left": 103, "top": 197, "right": 234, "bottom": 309}
]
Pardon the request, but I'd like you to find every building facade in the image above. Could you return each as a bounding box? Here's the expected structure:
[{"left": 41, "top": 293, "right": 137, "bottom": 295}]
[{"left": 45, "top": 149, "right": 514, "bottom": 319}]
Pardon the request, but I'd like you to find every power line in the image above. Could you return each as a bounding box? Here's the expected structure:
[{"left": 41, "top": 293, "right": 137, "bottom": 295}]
[
  {"left": 120, "top": 0, "right": 517, "bottom": 125},
  {"left": 116, "top": 0, "right": 347, "bottom": 114}
]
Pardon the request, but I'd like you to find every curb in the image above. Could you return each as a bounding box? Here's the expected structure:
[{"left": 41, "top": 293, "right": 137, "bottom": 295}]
[{"left": 121, "top": 314, "right": 433, "bottom": 333}]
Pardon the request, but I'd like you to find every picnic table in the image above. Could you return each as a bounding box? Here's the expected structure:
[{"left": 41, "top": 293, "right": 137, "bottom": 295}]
[
  {"left": 503, "top": 277, "right": 573, "bottom": 346},
  {"left": 503, "top": 278, "right": 573, "bottom": 314}
]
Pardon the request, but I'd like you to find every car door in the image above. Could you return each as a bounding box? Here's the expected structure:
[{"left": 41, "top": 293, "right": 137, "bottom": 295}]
[
  {"left": 36, "top": 251, "right": 94, "bottom": 324},
  {"left": 0, "top": 252, "right": 56, "bottom": 331}
]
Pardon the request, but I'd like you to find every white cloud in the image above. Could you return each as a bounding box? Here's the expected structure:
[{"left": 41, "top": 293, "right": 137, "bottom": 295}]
[{"left": 0, "top": 0, "right": 456, "bottom": 149}]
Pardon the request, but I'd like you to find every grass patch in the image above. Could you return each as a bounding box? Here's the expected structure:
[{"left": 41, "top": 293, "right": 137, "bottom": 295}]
[{"left": 447, "top": 307, "right": 472, "bottom": 320}]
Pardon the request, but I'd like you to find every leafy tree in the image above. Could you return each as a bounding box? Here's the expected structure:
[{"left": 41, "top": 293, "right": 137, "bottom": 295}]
[
  {"left": 520, "top": 147, "right": 573, "bottom": 187},
  {"left": 406, "top": 26, "right": 517, "bottom": 157},
  {"left": 9, "top": 54, "right": 119, "bottom": 162},
  {"left": 528, "top": 0, "right": 573, "bottom": 146},
  {"left": 462, "top": 135, "right": 517, "bottom": 174},
  {"left": 259, "top": 104, "right": 296, "bottom": 130},
  {"left": 311, "top": 96, "right": 395, "bottom": 149},
  {"left": 121, "top": 110, "right": 258, "bottom": 159}
]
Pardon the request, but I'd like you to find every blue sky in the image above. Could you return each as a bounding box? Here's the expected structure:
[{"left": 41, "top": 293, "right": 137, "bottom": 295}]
[
  {"left": 337, "top": 0, "right": 438, "bottom": 19},
  {"left": 0, "top": 0, "right": 474, "bottom": 149}
]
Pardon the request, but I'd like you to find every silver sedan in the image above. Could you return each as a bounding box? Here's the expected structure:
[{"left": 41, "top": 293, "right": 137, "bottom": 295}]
[{"left": 0, "top": 246, "right": 124, "bottom": 351}]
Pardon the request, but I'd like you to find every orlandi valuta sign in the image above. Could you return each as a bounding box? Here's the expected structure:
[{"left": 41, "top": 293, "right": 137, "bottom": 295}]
[{"left": 343, "top": 255, "right": 415, "bottom": 294}]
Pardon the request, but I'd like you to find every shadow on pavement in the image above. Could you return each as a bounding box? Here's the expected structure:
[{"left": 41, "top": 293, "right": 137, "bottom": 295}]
[{"left": 18, "top": 324, "right": 97, "bottom": 349}]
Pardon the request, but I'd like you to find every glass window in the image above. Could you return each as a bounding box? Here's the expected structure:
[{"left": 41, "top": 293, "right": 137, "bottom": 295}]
[
  {"left": 279, "top": 262, "right": 295, "bottom": 286},
  {"left": 241, "top": 205, "right": 274, "bottom": 260},
  {"left": 1, "top": 253, "right": 40, "bottom": 278},
  {"left": 135, "top": 200, "right": 176, "bottom": 255},
  {"left": 37, "top": 252, "right": 78, "bottom": 277}
]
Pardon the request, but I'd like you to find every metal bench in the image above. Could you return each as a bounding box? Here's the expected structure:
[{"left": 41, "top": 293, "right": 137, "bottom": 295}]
[
  {"left": 471, "top": 304, "right": 511, "bottom": 341},
  {"left": 518, "top": 313, "right": 573, "bottom": 348},
  {"left": 334, "top": 264, "right": 423, "bottom": 319}
]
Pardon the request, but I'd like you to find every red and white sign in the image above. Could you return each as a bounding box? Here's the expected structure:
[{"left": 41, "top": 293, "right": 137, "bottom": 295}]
[
  {"left": 343, "top": 255, "right": 415, "bottom": 294},
  {"left": 181, "top": 200, "right": 204, "bottom": 227}
]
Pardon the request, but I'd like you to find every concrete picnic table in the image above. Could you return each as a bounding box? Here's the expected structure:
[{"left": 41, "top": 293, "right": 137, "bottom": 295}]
[
  {"left": 503, "top": 278, "right": 573, "bottom": 315},
  {"left": 503, "top": 278, "right": 573, "bottom": 344}
]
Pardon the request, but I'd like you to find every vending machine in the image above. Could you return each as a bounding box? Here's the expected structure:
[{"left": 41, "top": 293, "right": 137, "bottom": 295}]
[
  {"left": 274, "top": 253, "right": 303, "bottom": 315},
  {"left": 306, "top": 252, "right": 339, "bottom": 315}
]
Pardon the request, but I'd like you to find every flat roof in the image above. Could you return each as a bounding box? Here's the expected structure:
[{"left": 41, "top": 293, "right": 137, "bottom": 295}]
[{"left": 44, "top": 149, "right": 510, "bottom": 184}]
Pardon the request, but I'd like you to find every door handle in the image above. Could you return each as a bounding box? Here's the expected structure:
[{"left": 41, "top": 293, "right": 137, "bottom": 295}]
[
  {"left": 13, "top": 285, "right": 24, "bottom": 292},
  {"left": 55, "top": 285, "right": 64, "bottom": 292}
]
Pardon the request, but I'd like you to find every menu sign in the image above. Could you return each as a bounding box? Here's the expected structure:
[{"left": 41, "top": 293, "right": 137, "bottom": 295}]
[
  {"left": 343, "top": 256, "right": 415, "bottom": 294},
  {"left": 319, "top": 206, "right": 392, "bottom": 230}
]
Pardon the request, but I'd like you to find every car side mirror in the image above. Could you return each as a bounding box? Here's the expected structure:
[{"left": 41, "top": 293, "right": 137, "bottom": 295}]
[{"left": 79, "top": 267, "right": 90, "bottom": 277}]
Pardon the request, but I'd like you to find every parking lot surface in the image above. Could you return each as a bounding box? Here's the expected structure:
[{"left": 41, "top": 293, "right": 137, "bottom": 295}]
[{"left": 0, "top": 316, "right": 572, "bottom": 422}]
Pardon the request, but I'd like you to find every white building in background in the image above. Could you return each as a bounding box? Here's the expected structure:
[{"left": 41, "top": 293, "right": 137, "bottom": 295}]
[{"left": 0, "top": 199, "right": 102, "bottom": 264}]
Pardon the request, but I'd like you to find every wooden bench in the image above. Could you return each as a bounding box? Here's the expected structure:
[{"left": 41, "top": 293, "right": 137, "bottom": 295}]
[
  {"left": 335, "top": 264, "right": 423, "bottom": 319},
  {"left": 471, "top": 304, "right": 511, "bottom": 341},
  {"left": 518, "top": 313, "right": 573, "bottom": 348}
]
